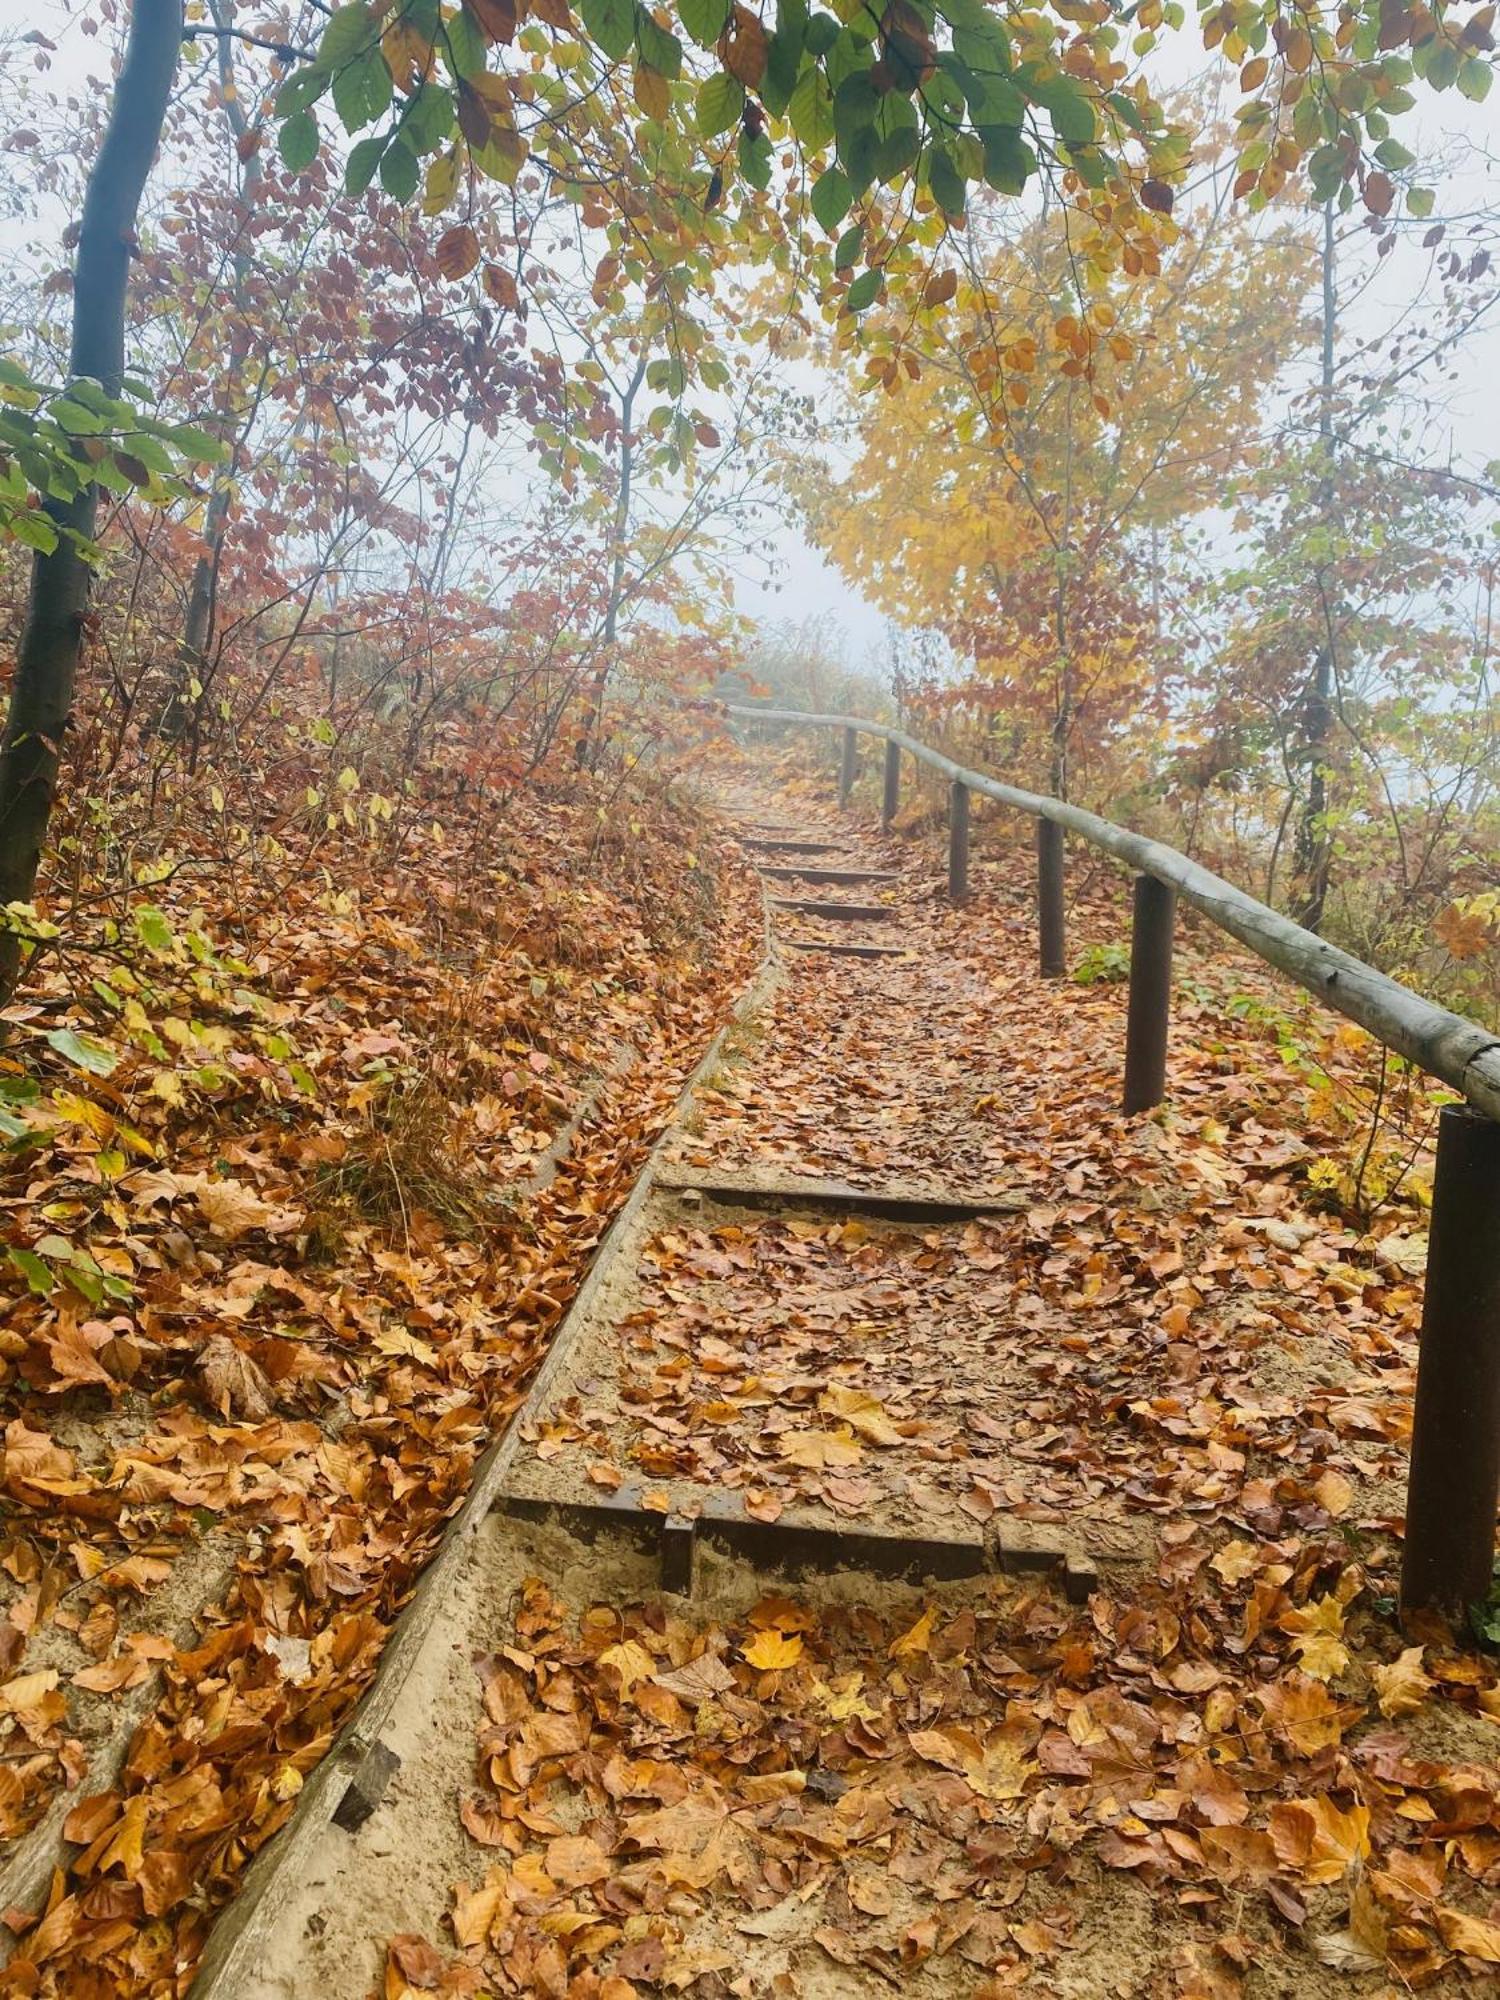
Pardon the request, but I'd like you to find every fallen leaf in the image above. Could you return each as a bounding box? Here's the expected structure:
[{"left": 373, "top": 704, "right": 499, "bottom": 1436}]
[
  {"left": 743, "top": 1629, "right": 803, "bottom": 1670},
  {"left": 1370, "top": 1645, "right": 1432, "bottom": 1720}
]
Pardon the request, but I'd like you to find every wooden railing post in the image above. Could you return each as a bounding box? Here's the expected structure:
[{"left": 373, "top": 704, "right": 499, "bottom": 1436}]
[
  {"left": 1037, "top": 819, "right": 1065, "bottom": 977},
  {"left": 839, "top": 726, "right": 857, "bottom": 809},
  {"left": 881, "top": 738, "right": 900, "bottom": 830},
  {"left": 1400, "top": 1104, "right": 1500, "bottom": 1623},
  {"left": 948, "top": 779, "right": 970, "bottom": 904},
  {"left": 1122, "top": 874, "right": 1175, "bottom": 1113}
]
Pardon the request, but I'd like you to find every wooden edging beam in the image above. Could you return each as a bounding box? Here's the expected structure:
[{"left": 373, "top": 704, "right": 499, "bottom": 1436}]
[{"left": 186, "top": 908, "right": 783, "bottom": 1997}]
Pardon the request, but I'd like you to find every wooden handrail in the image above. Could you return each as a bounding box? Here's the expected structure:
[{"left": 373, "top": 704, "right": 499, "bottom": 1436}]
[
  {"left": 733, "top": 700, "right": 1500, "bottom": 1624},
  {"left": 729, "top": 703, "right": 1500, "bottom": 1123}
]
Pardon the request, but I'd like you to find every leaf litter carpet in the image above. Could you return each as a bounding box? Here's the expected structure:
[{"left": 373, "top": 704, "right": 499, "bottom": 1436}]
[{"left": 242, "top": 761, "right": 1500, "bottom": 2000}]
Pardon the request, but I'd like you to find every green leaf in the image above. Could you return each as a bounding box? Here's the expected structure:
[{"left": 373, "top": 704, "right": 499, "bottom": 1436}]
[
  {"left": 950, "top": 13, "right": 1012, "bottom": 75},
  {"left": 810, "top": 164, "right": 853, "bottom": 231},
  {"left": 1406, "top": 184, "right": 1435, "bottom": 217},
  {"left": 1033, "top": 76, "right": 1096, "bottom": 146},
  {"left": 846, "top": 266, "right": 883, "bottom": 311},
  {"left": 927, "top": 144, "right": 967, "bottom": 217},
  {"left": 133, "top": 905, "right": 175, "bottom": 955},
  {"left": 346, "top": 132, "right": 387, "bottom": 194},
  {"left": 380, "top": 137, "right": 420, "bottom": 199},
  {"left": 952, "top": 53, "right": 1023, "bottom": 126},
  {"left": 278, "top": 108, "right": 320, "bottom": 173},
  {"left": 319, "top": 2, "right": 379, "bottom": 67},
  {"left": 833, "top": 221, "right": 863, "bottom": 269},
  {"left": 1422, "top": 41, "right": 1460, "bottom": 89},
  {"left": 1373, "top": 136, "right": 1415, "bottom": 171},
  {"left": 739, "top": 126, "right": 773, "bottom": 190},
  {"left": 832, "top": 68, "right": 879, "bottom": 139},
  {"left": 333, "top": 47, "right": 388, "bottom": 131},
  {"left": 635, "top": 10, "right": 682, "bottom": 77},
  {"left": 5, "top": 510, "right": 58, "bottom": 553},
  {"left": 582, "top": 0, "right": 636, "bottom": 61},
  {"left": 275, "top": 67, "right": 330, "bottom": 118},
  {"left": 806, "top": 11, "right": 840, "bottom": 57},
  {"left": 1459, "top": 55, "right": 1492, "bottom": 103},
  {"left": 404, "top": 81, "right": 455, "bottom": 152},
  {"left": 681, "top": 0, "right": 731, "bottom": 44},
  {"left": 44, "top": 1027, "right": 118, "bottom": 1077},
  {"left": 764, "top": 0, "right": 806, "bottom": 114},
  {"left": 443, "top": 6, "right": 489, "bottom": 81},
  {"left": 47, "top": 398, "right": 107, "bottom": 436},
  {"left": 981, "top": 122, "right": 1034, "bottom": 194},
  {"left": 696, "top": 71, "right": 745, "bottom": 135},
  {"left": 788, "top": 65, "right": 835, "bottom": 150},
  {"left": 8, "top": 1247, "right": 53, "bottom": 1296},
  {"left": 875, "top": 125, "right": 919, "bottom": 182},
  {"left": 161, "top": 421, "right": 225, "bottom": 461}
]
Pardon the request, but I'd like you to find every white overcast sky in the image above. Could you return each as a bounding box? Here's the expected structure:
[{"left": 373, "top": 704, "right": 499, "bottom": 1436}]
[{"left": 5, "top": 10, "right": 1499, "bottom": 669}]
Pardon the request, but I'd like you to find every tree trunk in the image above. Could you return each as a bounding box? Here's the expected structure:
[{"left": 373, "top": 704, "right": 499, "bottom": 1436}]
[
  {"left": 159, "top": 0, "right": 256, "bottom": 746},
  {"left": 1293, "top": 204, "right": 1337, "bottom": 934},
  {"left": 0, "top": 0, "right": 182, "bottom": 993},
  {"left": 577, "top": 353, "right": 647, "bottom": 771}
]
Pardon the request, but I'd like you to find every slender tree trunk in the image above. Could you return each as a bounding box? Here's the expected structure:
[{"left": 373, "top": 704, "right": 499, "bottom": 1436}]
[
  {"left": 160, "top": 0, "right": 256, "bottom": 745},
  {"left": 1050, "top": 384, "right": 1075, "bottom": 800},
  {"left": 1293, "top": 204, "right": 1337, "bottom": 933},
  {"left": 0, "top": 1, "right": 182, "bottom": 993},
  {"left": 578, "top": 354, "right": 647, "bottom": 770}
]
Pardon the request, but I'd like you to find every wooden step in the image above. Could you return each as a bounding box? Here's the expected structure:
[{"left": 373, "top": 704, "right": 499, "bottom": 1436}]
[
  {"left": 757, "top": 866, "right": 899, "bottom": 886},
  {"left": 741, "top": 836, "right": 844, "bottom": 854},
  {"left": 783, "top": 939, "right": 907, "bottom": 960},
  {"left": 773, "top": 898, "right": 895, "bottom": 921},
  {"left": 653, "top": 1169, "right": 1023, "bottom": 1222}
]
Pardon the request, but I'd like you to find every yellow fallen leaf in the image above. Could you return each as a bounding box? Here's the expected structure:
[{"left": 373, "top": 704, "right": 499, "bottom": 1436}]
[
  {"left": 779, "top": 1426, "right": 863, "bottom": 1470},
  {"left": 1210, "top": 1538, "right": 1259, "bottom": 1585},
  {"left": 1313, "top": 1874, "right": 1389, "bottom": 1972},
  {"left": 890, "top": 1605, "right": 935, "bottom": 1658},
  {"left": 270, "top": 1762, "right": 303, "bottom": 1802},
  {"left": 1371, "top": 1645, "right": 1433, "bottom": 1720},
  {"left": 1281, "top": 1595, "right": 1350, "bottom": 1682},
  {"left": 743, "top": 1629, "right": 803, "bottom": 1671},
  {"left": 451, "top": 1871, "right": 509, "bottom": 1948},
  {"left": 1313, "top": 1468, "right": 1355, "bottom": 1518},
  {"left": 598, "top": 1640, "right": 657, "bottom": 1694},
  {"left": 98, "top": 1794, "right": 148, "bottom": 1878},
  {"left": 0, "top": 1670, "right": 60, "bottom": 1712},
  {"left": 816, "top": 1674, "right": 878, "bottom": 1722},
  {"left": 196, "top": 1177, "right": 300, "bottom": 1240},
  {"left": 1270, "top": 1797, "right": 1370, "bottom": 1885},
  {"left": 818, "top": 1385, "right": 902, "bottom": 1446},
  {"left": 1436, "top": 1906, "right": 1500, "bottom": 1962}
]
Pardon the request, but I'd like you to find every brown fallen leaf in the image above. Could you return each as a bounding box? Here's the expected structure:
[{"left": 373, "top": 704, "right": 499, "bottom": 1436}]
[{"left": 198, "top": 1333, "right": 275, "bottom": 1419}]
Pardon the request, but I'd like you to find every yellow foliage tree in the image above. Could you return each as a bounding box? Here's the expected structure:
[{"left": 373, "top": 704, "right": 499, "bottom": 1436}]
[{"left": 804, "top": 148, "right": 1318, "bottom": 799}]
